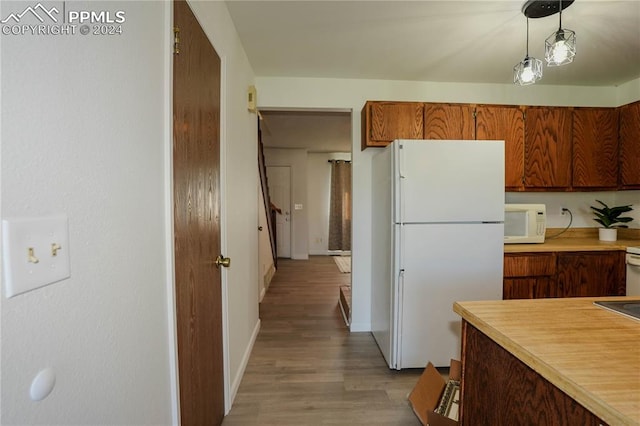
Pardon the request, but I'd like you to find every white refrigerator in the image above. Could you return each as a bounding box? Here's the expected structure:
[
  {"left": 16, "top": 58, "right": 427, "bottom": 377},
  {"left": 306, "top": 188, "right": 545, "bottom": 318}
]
[{"left": 371, "top": 139, "right": 505, "bottom": 369}]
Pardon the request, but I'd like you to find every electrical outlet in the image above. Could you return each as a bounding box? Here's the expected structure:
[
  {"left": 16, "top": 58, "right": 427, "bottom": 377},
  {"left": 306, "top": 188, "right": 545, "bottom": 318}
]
[{"left": 560, "top": 207, "right": 568, "bottom": 215}]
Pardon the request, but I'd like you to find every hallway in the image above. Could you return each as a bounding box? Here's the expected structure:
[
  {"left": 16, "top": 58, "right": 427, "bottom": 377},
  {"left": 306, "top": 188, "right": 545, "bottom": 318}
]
[{"left": 222, "top": 256, "right": 423, "bottom": 425}]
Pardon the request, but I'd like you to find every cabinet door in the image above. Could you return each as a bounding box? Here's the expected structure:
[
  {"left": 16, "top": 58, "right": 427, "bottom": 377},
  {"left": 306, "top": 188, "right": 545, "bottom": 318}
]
[
  {"left": 572, "top": 107, "right": 619, "bottom": 189},
  {"left": 503, "top": 278, "right": 532, "bottom": 299},
  {"left": 556, "top": 251, "right": 626, "bottom": 297},
  {"left": 475, "top": 105, "right": 525, "bottom": 190},
  {"left": 424, "top": 103, "right": 475, "bottom": 140},
  {"left": 503, "top": 253, "right": 556, "bottom": 300},
  {"left": 524, "top": 106, "right": 572, "bottom": 189},
  {"left": 361, "top": 101, "right": 424, "bottom": 150},
  {"left": 503, "top": 275, "right": 558, "bottom": 300},
  {"left": 619, "top": 101, "right": 640, "bottom": 189}
]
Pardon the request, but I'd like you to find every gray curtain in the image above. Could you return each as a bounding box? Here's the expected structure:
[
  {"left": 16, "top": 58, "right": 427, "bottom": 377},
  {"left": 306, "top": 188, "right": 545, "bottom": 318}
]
[{"left": 328, "top": 160, "right": 351, "bottom": 251}]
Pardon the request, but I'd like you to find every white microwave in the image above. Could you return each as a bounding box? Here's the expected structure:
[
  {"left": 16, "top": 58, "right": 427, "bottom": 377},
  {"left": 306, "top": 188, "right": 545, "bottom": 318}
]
[{"left": 504, "top": 204, "right": 546, "bottom": 244}]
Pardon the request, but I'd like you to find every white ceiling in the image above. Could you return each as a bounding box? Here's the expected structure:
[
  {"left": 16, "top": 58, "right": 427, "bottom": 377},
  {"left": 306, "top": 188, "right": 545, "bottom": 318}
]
[{"left": 228, "top": 0, "right": 640, "bottom": 151}]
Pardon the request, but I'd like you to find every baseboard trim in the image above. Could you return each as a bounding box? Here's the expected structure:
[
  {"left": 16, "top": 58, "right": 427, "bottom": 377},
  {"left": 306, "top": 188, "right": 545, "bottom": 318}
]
[
  {"left": 328, "top": 250, "right": 352, "bottom": 256},
  {"left": 260, "top": 264, "right": 276, "bottom": 302},
  {"left": 338, "top": 299, "right": 350, "bottom": 326},
  {"left": 349, "top": 322, "right": 371, "bottom": 332},
  {"left": 309, "top": 249, "right": 330, "bottom": 255},
  {"left": 228, "top": 318, "right": 261, "bottom": 406}
]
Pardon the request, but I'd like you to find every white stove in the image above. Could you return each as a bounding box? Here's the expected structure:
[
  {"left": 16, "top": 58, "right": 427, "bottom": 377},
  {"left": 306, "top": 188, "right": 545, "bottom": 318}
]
[{"left": 627, "top": 246, "right": 640, "bottom": 296}]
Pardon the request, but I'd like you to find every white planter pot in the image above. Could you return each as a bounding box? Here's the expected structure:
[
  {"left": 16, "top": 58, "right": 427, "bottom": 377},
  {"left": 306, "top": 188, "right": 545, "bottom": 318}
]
[{"left": 598, "top": 228, "right": 617, "bottom": 242}]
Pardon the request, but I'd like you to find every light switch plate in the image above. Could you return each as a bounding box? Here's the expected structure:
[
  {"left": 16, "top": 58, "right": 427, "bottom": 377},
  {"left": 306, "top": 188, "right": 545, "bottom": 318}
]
[
  {"left": 294, "top": 204, "right": 303, "bottom": 210},
  {"left": 2, "top": 215, "right": 71, "bottom": 298}
]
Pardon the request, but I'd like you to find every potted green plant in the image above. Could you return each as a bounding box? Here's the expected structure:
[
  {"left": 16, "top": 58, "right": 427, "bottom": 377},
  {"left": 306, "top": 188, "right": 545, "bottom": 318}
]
[{"left": 590, "top": 200, "right": 634, "bottom": 241}]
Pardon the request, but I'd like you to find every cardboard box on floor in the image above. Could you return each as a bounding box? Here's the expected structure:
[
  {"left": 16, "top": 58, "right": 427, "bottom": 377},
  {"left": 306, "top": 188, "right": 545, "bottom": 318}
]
[{"left": 408, "top": 359, "right": 461, "bottom": 426}]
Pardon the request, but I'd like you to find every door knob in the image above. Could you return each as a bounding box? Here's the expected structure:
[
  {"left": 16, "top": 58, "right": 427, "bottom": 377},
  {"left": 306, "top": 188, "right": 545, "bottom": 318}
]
[{"left": 215, "top": 255, "right": 231, "bottom": 268}]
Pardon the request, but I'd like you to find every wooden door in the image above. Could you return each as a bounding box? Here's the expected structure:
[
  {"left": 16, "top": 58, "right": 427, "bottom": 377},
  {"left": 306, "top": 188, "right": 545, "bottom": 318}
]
[
  {"left": 424, "top": 103, "right": 475, "bottom": 140},
  {"left": 173, "top": 1, "right": 224, "bottom": 424},
  {"left": 475, "top": 105, "right": 525, "bottom": 190},
  {"left": 619, "top": 101, "right": 640, "bottom": 189},
  {"left": 572, "top": 107, "right": 619, "bottom": 189},
  {"left": 267, "top": 166, "right": 292, "bottom": 258},
  {"left": 524, "top": 106, "right": 572, "bottom": 189}
]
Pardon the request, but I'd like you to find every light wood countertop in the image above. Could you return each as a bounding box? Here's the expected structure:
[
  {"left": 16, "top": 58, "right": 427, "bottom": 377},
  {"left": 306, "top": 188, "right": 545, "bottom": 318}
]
[
  {"left": 505, "top": 227, "right": 640, "bottom": 253},
  {"left": 453, "top": 297, "right": 640, "bottom": 425}
]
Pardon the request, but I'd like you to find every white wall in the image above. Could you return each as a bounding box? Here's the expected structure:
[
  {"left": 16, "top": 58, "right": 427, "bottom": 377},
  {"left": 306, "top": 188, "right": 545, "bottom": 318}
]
[
  {"left": 307, "top": 152, "right": 351, "bottom": 255},
  {"left": 507, "top": 191, "right": 640, "bottom": 229},
  {"left": 617, "top": 77, "right": 640, "bottom": 106},
  {"left": 1, "top": 1, "right": 261, "bottom": 423},
  {"left": 1, "top": 2, "right": 171, "bottom": 424},
  {"left": 263, "top": 148, "right": 309, "bottom": 260},
  {"left": 186, "top": 0, "right": 260, "bottom": 409},
  {"left": 255, "top": 76, "right": 640, "bottom": 332}
]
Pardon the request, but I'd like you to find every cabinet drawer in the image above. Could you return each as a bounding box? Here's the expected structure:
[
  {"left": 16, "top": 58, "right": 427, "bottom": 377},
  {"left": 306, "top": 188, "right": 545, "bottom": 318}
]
[{"left": 504, "top": 253, "right": 556, "bottom": 277}]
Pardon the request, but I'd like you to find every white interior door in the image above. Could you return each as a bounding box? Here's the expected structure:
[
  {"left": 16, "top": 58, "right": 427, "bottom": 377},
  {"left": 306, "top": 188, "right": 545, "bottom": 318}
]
[{"left": 267, "top": 166, "right": 292, "bottom": 258}]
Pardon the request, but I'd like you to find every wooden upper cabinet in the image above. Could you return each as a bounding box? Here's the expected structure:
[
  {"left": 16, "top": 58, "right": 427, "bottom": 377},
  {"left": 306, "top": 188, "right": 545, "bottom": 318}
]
[
  {"left": 475, "top": 105, "right": 525, "bottom": 190},
  {"left": 424, "top": 103, "right": 475, "bottom": 140},
  {"left": 361, "top": 101, "right": 424, "bottom": 150},
  {"left": 619, "top": 101, "right": 640, "bottom": 189},
  {"left": 524, "top": 106, "right": 572, "bottom": 189},
  {"left": 572, "top": 107, "right": 619, "bottom": 189}
]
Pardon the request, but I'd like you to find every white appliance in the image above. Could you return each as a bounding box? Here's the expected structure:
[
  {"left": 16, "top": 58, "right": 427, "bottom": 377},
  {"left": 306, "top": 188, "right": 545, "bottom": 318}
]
[
  {"left": 627, "top": 246, "right": 640, "bottom": 296},
  {"left": 371, "top": 139, "right": 505, "bottom": 370},
  {"left": 504, "top": 204, "right": 547, "bottom": 244}
]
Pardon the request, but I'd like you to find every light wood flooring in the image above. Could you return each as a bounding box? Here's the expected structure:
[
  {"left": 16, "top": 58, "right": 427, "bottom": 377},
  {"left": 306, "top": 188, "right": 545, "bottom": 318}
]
[{"left": 222, "top": 256, "right": 423, "bottom": 425}]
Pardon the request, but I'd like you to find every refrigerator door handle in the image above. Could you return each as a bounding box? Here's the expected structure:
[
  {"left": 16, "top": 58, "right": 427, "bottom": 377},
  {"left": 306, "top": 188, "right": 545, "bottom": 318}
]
[
  {"left": 397, "top": 143, "right": 405, "bottom": 224},
  {"left": 395, "top": 267, "right": 405, "bottom": 370}
]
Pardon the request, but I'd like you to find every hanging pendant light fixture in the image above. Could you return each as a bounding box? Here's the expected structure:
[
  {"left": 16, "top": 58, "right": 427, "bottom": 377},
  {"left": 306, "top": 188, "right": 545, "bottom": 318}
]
[
  {"left": 545, "top": 0, "right": 576, "bottom": 66},
  {"left": 514, "top": 17, "right": 543, "bottom": 85}
]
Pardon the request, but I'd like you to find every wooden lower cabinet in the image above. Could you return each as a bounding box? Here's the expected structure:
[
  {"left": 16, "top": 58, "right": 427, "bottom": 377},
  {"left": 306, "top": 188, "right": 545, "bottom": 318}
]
[
  {"left": 503, "top": 253, "right": 557, "bottom": 299},
  {"left": 460, "top": 322, "right": 607, "bottom": 425},
  {"left": 503, "top": 251, "right": 625, "bottom": 300},
  {"left": 556, "top": 251, "right": 626, "bottom": 297}
]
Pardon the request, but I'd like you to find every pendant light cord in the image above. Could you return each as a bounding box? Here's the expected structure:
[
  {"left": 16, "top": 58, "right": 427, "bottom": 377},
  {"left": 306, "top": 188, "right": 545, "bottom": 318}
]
[
  {"left": 525, "top": 17, "right": 530, "bottom": 57},
  {"left": 559, "top": 0, "right": 563, "bottom": 29}
]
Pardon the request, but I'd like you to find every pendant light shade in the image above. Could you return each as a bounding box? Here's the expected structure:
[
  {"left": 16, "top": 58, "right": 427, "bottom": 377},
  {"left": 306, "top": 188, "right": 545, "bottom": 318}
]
[
  {"left": 545, "top": 28, "right": 576, "bottom": 66},
  {"left": 545, "top": 0, "right": 576, "bottom": 66},
  {"left": 514, "top": 56, "right": 543, "bottom": 85},
  {"left": 514, "top": 18, "right": 542, "bottom": 85}
]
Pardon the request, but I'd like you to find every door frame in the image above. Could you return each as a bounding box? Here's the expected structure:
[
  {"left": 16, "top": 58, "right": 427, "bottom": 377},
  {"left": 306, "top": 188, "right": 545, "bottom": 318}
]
[{"left": 163, "top": 2, "right": 231, "bottom": 422}]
